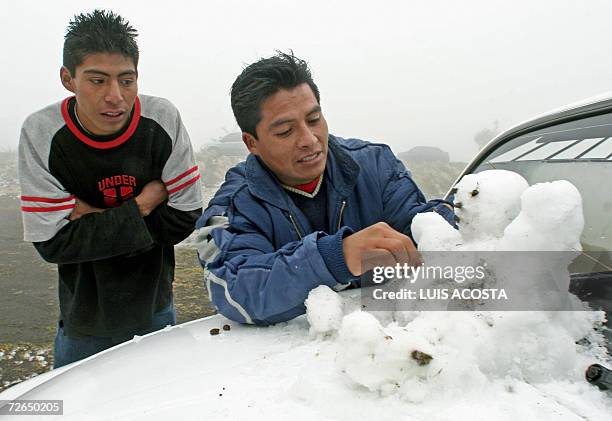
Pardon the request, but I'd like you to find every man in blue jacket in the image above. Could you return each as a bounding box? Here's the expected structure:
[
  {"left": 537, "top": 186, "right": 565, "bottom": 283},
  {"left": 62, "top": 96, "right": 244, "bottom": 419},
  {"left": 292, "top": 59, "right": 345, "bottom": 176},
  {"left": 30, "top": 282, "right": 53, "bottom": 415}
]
[{"left": 195, "top": 52, "right": 454, "bottom": 325}]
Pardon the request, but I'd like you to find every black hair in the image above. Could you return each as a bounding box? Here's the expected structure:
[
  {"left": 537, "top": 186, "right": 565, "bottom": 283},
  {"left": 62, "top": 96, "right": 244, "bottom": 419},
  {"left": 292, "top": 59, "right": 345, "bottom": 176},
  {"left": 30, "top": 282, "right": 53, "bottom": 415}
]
[
  {"left": 230, "top": 51, "right": 320, "bottom": 138},
  {"left": 63, "top": 9, "right": 139, "bottom": 75}
]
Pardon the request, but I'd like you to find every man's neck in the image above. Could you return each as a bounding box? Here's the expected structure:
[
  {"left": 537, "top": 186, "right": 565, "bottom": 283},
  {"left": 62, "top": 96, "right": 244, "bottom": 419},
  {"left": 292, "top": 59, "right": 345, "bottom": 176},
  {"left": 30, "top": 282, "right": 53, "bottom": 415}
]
[
  {"left": 292, "top": 176, "right": 321, "bottom": 194},
  {"left": 73, "top": 104, "right": 95, "bottom": 135},
  {"left": 281, "top": 175, "right": 324, "bottom": 199}
]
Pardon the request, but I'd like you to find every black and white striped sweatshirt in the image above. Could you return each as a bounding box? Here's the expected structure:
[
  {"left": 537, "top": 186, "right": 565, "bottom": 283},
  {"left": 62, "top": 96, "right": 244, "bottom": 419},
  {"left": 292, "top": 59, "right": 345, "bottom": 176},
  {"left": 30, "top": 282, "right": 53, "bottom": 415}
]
[{"left": 18, "top": 94, "right": 203, "bottom": 338}]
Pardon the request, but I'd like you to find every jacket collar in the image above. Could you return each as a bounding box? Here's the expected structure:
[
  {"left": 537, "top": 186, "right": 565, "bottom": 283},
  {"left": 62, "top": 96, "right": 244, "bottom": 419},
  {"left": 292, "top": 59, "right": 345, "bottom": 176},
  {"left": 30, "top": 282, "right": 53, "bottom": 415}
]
[{"left": 244, "top": 134, "right": 360, "bottom": 210}]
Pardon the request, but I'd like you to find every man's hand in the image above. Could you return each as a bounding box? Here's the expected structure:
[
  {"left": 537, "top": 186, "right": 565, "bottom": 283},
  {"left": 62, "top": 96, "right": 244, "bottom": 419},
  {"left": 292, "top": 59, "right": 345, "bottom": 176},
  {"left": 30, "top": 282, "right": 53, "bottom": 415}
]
[
  {"left": 342, "top": 222, "right": 421, "bottom": 276},
  {"left": 69, "top": 198, "right": 104, "bottom": 221},
  {"left": 135, "top": 180, "right": 168, "bottom": 217}
]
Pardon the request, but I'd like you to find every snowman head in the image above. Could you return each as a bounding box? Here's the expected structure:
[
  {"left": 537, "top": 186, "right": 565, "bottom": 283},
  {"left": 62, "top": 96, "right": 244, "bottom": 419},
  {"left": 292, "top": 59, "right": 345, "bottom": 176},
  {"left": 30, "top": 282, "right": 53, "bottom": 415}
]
[{"left": 452, "top": 170, "right": 529, "bottom": 240}]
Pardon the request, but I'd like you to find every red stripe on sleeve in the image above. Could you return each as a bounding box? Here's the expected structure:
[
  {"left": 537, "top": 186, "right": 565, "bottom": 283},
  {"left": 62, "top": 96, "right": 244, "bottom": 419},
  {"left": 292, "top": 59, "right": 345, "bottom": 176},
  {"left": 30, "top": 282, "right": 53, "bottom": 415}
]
[
  {"left": 22, "top": 204, "right": 76, "bottom": 213},
  {"left": 20, "top": 195, "right": 75, "bottom": 204},
  {"left": 167, "top": 174, "right": 201, "bottom": 195},
  {"left": 164, "top": 166, "right": 199, "bottom": 186}
]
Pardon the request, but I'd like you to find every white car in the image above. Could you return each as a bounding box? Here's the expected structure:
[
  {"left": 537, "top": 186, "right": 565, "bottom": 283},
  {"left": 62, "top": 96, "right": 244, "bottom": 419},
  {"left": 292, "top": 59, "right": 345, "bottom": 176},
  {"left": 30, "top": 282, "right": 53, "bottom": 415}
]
[{"left": 1, "top": 95, "right": 611, "bottom": 420}]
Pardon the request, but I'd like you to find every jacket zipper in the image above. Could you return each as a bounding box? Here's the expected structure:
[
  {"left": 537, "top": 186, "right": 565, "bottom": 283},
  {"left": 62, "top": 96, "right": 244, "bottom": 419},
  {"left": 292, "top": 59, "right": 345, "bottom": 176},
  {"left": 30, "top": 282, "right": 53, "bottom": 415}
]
[
  {"left": 336, "top": 200, "right": 346, "bottom": 233},
  {"left": 288, "top": 213, "right": 303, "bottom": 240},
  {"left": 289, "top": 200, "right": 345, "bottom": 239}
]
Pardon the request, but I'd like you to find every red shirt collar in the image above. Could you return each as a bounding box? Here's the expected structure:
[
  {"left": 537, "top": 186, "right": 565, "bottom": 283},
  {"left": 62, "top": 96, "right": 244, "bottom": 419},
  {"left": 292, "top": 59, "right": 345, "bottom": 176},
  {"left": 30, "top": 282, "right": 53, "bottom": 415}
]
[
  {"left": 291, "top": 175, "right": 321, "bottom": 194},
  {"left": 61, "top": 96, "right": 141, "bottom": 149}
]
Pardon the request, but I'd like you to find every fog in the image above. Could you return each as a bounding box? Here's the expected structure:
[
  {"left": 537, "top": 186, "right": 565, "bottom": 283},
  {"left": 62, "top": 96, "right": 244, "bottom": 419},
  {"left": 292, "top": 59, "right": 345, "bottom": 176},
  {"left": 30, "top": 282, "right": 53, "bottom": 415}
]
[{"left": 2, "top": 0, "right": 611, "bottom": 161}]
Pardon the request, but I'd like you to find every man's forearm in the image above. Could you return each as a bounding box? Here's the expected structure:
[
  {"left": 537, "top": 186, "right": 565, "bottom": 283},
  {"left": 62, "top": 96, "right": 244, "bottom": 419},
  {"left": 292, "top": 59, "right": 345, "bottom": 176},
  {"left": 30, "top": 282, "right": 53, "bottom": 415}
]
[
  {"left": 33, "top": 199, "right": 154, "bottom": 264},
  {"left": 144, "top": 204, "right": 202, "bottom": 245},
  {"left": 203, "top": 230, "right": 338, "bottom": 325}
]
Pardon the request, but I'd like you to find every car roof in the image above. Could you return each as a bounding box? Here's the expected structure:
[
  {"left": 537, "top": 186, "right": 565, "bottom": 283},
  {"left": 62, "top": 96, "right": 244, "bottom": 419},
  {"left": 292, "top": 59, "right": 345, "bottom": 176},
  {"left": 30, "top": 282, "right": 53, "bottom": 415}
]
[{"left": 448, "top": 92, "right": 612, "bottom": 198}]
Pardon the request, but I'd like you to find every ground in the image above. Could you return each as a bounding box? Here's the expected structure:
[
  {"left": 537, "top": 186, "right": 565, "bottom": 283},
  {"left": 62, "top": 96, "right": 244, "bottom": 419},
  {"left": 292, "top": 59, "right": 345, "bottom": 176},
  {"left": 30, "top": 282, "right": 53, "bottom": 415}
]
[{"left": 0, "top": 245, "right": 214, "bottom": 392}]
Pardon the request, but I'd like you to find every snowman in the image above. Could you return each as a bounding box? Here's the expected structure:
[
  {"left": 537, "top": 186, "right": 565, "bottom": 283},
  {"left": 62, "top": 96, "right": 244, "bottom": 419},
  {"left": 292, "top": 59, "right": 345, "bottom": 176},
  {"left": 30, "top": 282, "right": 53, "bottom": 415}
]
[
  {"left": 411, "top": 169, "right": 583, "bottom": 253},
  {"left": 411, "top": 169, "right": 585, "bottom": 310},
  {"left": 411, "top": 169, "right": 530, "bottom": 299}
]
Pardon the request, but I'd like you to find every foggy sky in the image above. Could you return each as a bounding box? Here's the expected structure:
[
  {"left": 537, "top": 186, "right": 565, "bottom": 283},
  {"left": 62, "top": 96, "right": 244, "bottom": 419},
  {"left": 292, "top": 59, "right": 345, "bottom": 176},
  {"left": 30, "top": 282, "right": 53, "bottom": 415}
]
[{"left": 2, "top": 0, "right": 611, "bottom": 161}]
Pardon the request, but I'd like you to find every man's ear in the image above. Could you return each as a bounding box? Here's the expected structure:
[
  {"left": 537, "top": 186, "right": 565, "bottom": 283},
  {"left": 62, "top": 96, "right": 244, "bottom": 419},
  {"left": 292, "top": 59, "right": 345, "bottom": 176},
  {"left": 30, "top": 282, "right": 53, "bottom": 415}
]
[
  {"left": 243, "top": 132, "right": 258, "bottom": 155},
  {"left": 60, "top": 66, "right": 75, "bottom": 93}
]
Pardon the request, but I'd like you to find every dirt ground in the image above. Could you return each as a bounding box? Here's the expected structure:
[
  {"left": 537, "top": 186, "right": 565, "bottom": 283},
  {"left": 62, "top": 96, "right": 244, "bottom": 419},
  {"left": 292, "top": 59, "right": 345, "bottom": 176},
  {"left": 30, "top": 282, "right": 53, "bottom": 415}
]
[{"left": 0, "top": 195, "right": 215, "bottom": 392}]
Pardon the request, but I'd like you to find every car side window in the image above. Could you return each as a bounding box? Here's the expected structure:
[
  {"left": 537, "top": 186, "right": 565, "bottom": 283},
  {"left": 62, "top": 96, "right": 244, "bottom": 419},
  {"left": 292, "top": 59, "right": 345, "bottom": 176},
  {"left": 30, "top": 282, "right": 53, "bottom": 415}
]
[{"left": 472, "top": 111, "right": 612, "bottom": 272}]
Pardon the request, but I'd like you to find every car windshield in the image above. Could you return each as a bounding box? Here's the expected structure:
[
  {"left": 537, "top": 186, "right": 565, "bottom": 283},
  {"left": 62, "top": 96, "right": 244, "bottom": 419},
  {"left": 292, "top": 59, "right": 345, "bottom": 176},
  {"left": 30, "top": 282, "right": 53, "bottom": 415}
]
[{"left": 473, "top": 111, "right": 612, "bottom": 274}]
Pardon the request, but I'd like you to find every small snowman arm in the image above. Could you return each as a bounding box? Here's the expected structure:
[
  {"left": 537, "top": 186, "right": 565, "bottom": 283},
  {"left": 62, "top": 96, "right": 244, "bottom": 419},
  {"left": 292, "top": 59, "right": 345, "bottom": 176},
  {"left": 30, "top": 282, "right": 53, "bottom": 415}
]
[
  {"left": 412, "top": 211, "right": 463, "bottom": 250},
  {"left": 380, "top": 154, "right": 456, "bottom": 237}
]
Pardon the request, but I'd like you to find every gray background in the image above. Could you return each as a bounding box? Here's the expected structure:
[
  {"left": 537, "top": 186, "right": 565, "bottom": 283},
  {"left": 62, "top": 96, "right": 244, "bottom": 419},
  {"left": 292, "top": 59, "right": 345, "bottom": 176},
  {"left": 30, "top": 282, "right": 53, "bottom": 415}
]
[{"left": 2, "top": 0, "right": 612, "bottom": 161}]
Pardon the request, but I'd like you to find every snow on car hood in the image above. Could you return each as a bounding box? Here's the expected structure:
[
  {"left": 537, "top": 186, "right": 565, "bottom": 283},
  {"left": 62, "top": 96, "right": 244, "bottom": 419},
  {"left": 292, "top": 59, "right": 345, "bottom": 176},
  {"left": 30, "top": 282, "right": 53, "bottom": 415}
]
[{"left": 1, "top": 301, "right": 610, "bottom": 421}]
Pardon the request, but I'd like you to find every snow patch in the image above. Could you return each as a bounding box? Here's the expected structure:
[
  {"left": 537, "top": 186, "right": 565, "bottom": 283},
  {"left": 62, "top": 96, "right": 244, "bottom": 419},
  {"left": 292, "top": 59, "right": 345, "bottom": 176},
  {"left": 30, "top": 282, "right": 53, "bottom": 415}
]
[{"left": 305, "top": 285, "right": 344, "bottom": 336}]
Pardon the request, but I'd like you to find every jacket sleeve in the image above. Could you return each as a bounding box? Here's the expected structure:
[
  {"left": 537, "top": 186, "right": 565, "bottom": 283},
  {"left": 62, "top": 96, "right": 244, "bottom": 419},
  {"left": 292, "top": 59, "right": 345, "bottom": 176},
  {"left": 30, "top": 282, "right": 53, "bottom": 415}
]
[
  {"left": 160, "top": 103, "right": 203, "bottom": 212},
  {"left": 194, "top": 201, "right": 341, "bottom": 326},
  {"left": 19, "top": 120, "right": 73, "bottom": 243},
  {"left": 147, "top": 102, "right": 203, "bottom": 245},
  {"left": 379, "top": 147, "right": 456, "bottom": 237}
]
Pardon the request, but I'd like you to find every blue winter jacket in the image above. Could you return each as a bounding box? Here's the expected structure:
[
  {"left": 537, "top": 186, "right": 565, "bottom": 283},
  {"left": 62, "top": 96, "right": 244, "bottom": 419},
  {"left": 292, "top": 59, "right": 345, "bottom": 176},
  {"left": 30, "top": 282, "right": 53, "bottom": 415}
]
[{"left": 195, "top": 135, "right": 455, "bottom": 325}]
